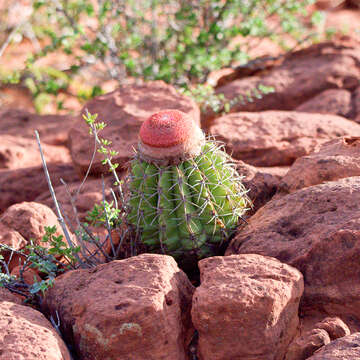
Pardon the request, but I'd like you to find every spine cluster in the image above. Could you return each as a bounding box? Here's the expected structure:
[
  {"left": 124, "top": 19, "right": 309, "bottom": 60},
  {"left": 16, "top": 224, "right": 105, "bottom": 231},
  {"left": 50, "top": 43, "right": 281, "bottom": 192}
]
[{"left": 126, "top": 140, "right": 250, "bottom": 261}]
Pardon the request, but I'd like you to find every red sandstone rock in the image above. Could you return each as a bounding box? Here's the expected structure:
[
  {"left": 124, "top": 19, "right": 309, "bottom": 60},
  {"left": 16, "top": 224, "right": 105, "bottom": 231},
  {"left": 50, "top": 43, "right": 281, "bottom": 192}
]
[
  {"left": 35, "top": 177, "right": 116, "bottom": 230},
  {"left": 279, "top": 137, "right": 360, "bottom": 194},
  {"left": 0, "top": 301, "right": 71, "bottom": 360},
  {"left": 0, "top": 108, "right": 76, "bottom": 146},
  {"left": 0, "top": 222, "right": 27, "bottom": 272},
  {"left": 10, "top": 265, "right": 42, "bottom": 285},
  {"left": 235, "top": 160, "right": 288, "bottom": 214},
  {"left": 227, "top": 177, "right": 360, "bottom": 324},
  {"left": 202, "top": 39, "right": 360, "bottom": 127},
  {"left": 192, "top": 254, "right": 303, "bottom": 360},
  {"left": 209, "top": 111, "right": 360, "bottom": 166},
  {"left": 314, "top": 317, "right": 350, "bottom": 340},
  {"left": 222, "top": 39, "right": 360, "bottom": 108},
  {"left": 0, "top": 163, "right": 79, "bottom": 213},
  {"left": 42, "top": 254, "right": 194, "bottom": 360},
  {"left": 0, "top": 288, "right": 23, "bottom": 305},
  {"left": 295, "top": 89, "right": 352, "bottom": 117},
  {"left": 0, "top": 135, "right": 71, "bottom": 169},
  {"left": 353, "top": 86, "right": 360, "bottom": 122},
  {"left": 308, "top": 333, "right": 360, "bottom": 359},
  {"left": 285, "top": 329, "right": 331, "bottom": 360},
  {"left": 0, "top": 202, "right": 67, "bottom": 246},
  {"left": 69, "top": 81, "right": 200, "bottom": 175}
]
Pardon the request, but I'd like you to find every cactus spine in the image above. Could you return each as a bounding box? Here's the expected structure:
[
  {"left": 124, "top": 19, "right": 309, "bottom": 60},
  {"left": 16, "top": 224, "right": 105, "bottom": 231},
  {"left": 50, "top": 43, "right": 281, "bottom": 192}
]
[{"left": 126, "top": 109, "right": 250, "bottom": 262}]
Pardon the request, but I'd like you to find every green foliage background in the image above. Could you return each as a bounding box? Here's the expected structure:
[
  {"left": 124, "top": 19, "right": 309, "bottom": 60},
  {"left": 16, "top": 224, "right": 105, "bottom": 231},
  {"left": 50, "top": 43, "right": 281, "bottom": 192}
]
[{"left": 0, "top": 0, "right": 324, "bottom": 112}]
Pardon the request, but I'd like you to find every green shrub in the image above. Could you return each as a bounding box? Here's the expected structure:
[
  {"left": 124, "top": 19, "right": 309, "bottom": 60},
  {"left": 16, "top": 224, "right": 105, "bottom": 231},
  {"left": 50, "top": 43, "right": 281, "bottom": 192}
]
[{"left": 1, "top": 0, "right": 322, "bottom": 112}]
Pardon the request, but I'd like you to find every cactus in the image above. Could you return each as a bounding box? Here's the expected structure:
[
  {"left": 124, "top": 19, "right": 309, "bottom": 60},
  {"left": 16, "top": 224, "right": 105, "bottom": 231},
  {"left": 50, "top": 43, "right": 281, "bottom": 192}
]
[{"left": 125, "top": 109, "right": 250, "bottom": 264}]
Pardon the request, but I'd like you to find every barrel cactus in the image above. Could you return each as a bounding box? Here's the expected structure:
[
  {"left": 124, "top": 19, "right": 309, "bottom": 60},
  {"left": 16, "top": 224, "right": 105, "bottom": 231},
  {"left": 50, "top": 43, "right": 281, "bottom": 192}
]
[{"left": 125, "top": 109, "right": 250, "bottom": 265}]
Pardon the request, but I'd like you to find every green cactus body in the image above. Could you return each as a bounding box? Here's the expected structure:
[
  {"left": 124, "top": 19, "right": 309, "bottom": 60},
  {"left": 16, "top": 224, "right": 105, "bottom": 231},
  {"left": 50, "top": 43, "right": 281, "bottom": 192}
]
[{"left": 126, "top": 139, "right": 250, "bottom": 261}]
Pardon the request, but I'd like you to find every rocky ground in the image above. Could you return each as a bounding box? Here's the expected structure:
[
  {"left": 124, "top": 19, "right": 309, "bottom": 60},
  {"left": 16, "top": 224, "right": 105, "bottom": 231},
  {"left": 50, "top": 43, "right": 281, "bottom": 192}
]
[{"left": 1, "top": 3, "right": 360, "bottom": 360}]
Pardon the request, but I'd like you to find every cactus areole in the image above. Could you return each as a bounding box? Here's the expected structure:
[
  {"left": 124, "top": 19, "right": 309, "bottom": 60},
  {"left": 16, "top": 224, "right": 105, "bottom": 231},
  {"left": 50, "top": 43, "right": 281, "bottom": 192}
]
[{"left": 126, "top": 109, "right": 250, "bottom": 267}]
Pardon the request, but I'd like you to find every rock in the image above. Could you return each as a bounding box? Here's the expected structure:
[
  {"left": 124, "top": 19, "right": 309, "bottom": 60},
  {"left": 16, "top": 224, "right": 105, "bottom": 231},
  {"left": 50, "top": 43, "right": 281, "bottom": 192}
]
[
  {"left": 314, "top": 317, "right": 350, "bottom": 340},
  {"left": 354, "top": 86, "right": 360, "bottom": 122},
  {"left": 227, "top": 177, "right": 360, "bottom": 323},
  {"left": 0, "top": 222, "right": 26, "bottom": 251},
  {"left": 0, "top": 222, "right": 26, "bottom": 271},
  {"left": 0, "top": 108, "right": 76, "bottom": 146},
  {"left": 295, "top": 89, "right": 352, "bottom": 117},
  {"left": 0, "top": 135, "right": 71, "bottom": 169},
  {"left": 42, "top": 254, "right": 194, "bottom": 360},
  {"left": 191, "top": 254, "right": 304, "bottom": 360},
  {"left": 0, "top": 202, "right": 66, "bottom": 246},
  {"left": 10, "top": 265, "right": 42, "bottom": 285},
  {"left": 36, "top": 176, "right": 118, "bottom": 230},
  {"left": 308, "top": 332, "right": 360, "bottom": 359},
  {"left": 204, "top": 39, "right": 360, "bottom": 127},
  {"left": 325, "top": 11, "right": 360, "bottom": 38},
  {"left": 69, "top": 81, "right": 200, "bottom": 175},
  {"left": 279, "top": 137, "right": 360, "bottom": 194},
  {"left": 235, "top": 160, "right": 288, "bottom": 214},
  {"left": 285, "top": 329, "right": 331, "bottom": 360},
  {"left": 0, "top": 163, "right": 79, "bottom": 213},
  {"left": 0, "top": 301, "right": 71, "bottom": 360},
  {"left": 0, "top": 288, "right": 23, "bottom": 305},
  {"left": 209, "top": 111, "right": 360, "bottom": 166}
]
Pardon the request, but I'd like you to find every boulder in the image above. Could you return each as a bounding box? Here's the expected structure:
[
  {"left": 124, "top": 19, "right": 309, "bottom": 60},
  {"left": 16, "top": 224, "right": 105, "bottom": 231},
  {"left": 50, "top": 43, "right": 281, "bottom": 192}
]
[
  {"left": 354, "top": 86, "right": 360, "bottom": 122},
  {"left": 295, "top": 89, "right": 352, "bottom": 117},
  {"left": 0, "top": 288, "right": 23, "bottom": 305},
  {"left": 209, "top": 111, "right": 360, "bottom": 166},
  {"left": 227, "top": 177, "right": 360, "bottom": 323},
  {"left": 308, "top": 333, "right": 360, "bottom": 359},
  {"left": 10, "top": 265, "right": 42, "bottom": 285},
  {"left": 285, "top": 329, "right": 331, "bottom": 360},
  {"left": 235, "top": 160, "right": 288, "bottom": 214},
  {"left": 0, "top": 222, "right": 26, "bottom": 271},
  {"left": 191, "top": 254, "right": 303, "bottom": 360},
  {"left": 0, "top": 108, "right": 76, "bottom": 146},
  {"left": 42, "top": 254, "right": 194, "bottom": 360},
  {"left": 211, "top": 39, "right": 360, "bottom": 124},
  {"left": 0, "top": 202, "right": 67, "bottom": 247},
  {"left": 279, "top": 137, "right": 360, "bottom": 194},
  {"left": 36, "top": 176, "right": 119, "bottom": 230},
  {"left": 0, "top": 163, "right": 79, "bottom": 213},
  {"left": 0, "top": 135, "right": 71, "bottom": 169},
  {"left": 0, "top": 301, "right": 71, "bottom": 360},
  {"left": 314, "top": 317, "right": 350, "bottom": 340},
  {"left": 69, "top": 81, "right": 200, "bottom": 175}
]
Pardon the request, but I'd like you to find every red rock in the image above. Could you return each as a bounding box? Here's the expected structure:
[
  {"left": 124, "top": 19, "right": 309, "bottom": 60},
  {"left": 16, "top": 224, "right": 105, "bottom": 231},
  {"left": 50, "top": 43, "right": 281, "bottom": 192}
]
[
  {"left": 204, "top": 39, "right": 360, "bottom": 127},
  {"left": 0, "top": 301, "right": 71, "bottom": 360},
  {"left": 35, "top": 177, "right": 116, "bottom": 229},
  {"left": 0, "top": 135, "right": 71, "bottom": 169},
  {"left": 235, "top": 160, "right": 288, "bottom": 214},
  {"left": 325, "top": 10, "right": 360, "bottom": 38},
  {"left": 308, "top": 333, "right": 360, "bottom": 359},
  {"left": 0, "top": 222, "right": 26, "bottom": 251},
  {"left": 10, "top": 265, "right": 42, "bottom": 285},
  {"left": 0, "top": 108, "right": 76, "bottom": 146},
  {"left": 227, "top": 177, "right": 360, "bottom": 324},
  {"left": 42, "top": 254, "right": 194, "bottom": 360},
  {"left": 279, "top": 137, "right": 360, "bottom": 194},
  {"left": 285, "top": 329, "right": 331, "bottom": 360},
  {"left": 69, "top": 81, "right": 200, "bottom": 175},
  {"left": 295, "top": 89, "right": 352, "bottom": 117},
  {"left": 353, "top": 86, "right": 360, "bottom": 122},
  {"left": 0, "top": 202, "right": 67, "bottom": 246},
  {"left": 209, "top": 111, "right": 360, "bottom": 166},
  {"left": 192, "top": 254, "right": 303, "bottom": 360},
  {"left": 314, "top": 317, "right": 350, "bottom": 340},
  {"left": 0, "top": 288, "right": 23, "bottom": 304},
  {"left": 0, "top": 163, "right": 79, "bottom": 213}
]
